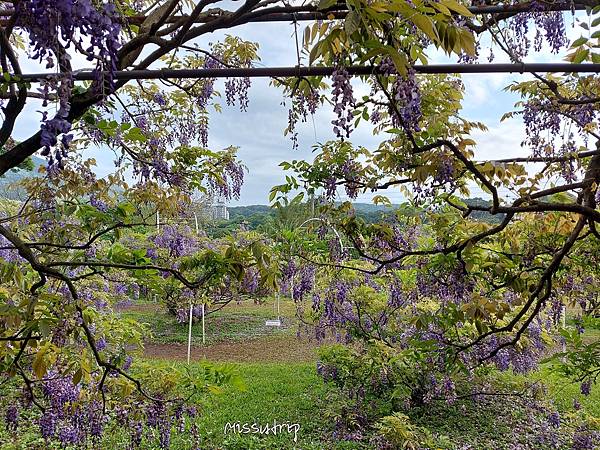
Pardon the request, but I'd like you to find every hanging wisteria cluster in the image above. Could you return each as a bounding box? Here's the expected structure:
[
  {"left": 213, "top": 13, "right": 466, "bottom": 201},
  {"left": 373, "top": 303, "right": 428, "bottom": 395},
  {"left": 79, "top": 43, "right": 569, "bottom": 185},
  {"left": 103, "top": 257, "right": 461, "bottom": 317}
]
[
  {"left": 331, "top": 67, "right": 356, "bottom": 139},
  {"left": 207, "top": 159, "right": 246, "bottom": 201},
  {"left": 377, "top": 58, "right": 423, "bottom": 133},
  {"left": 521, "top": 96, "right": 597, "bottom": 184},
  {"left": 299, "top": 213, "right": 600, "bottom": 405},
  {"left": 286, "top": 87, "right": 320, "bottom": 150},
  {"left": 309, "top": 254, "right": 600, "bottom": 447},
  {"left": 504, "top": 1, "right": 569, "bottom": 60},
  {"left": 13, "top": 0, "right": 122, "bottom": 169},
  {"left": 14, "top": 0, "right": 121, "bottom": 77},
  {"left": 152, "top": 225, "right": 198, "bottom": 258},
  {"left": 39, "top": 75, "right": 75, "bottom": 169},
  {"left": 4, "top": 376, "right": 203, "bottom": 449}
]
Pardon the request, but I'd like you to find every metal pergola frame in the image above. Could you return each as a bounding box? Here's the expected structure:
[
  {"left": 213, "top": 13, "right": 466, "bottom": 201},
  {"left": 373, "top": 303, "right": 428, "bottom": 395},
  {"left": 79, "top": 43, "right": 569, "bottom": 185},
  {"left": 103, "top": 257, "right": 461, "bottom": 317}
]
[
  {"left": 0, "top": 1, "right": 591, "bottom": 26},
  {"left": 123, "top": 2, "right": 595, "bottom": 24},
  {"left": 4, "top": 63, "right": 600, "bottom": 84},
  {"left": 1, "top": 1, "right": 598, "bottom": 83}
]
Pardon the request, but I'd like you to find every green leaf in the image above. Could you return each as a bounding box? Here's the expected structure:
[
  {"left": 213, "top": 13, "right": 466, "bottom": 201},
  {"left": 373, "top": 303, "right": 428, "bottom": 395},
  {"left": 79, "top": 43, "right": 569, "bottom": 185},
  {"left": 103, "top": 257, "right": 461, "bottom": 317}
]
[
  {"left": 373, "top": 195, "right": 391, "bottom": 206},
  {"left": 411, "top": 14, "right": 439, "bottom": 44},
  {"left": 344, "top": 10, "right": 361, "bottom": 36},
  {"left": 309, "top": 41, "right": 323, "bottom": 65},
  {"left": 72, "top": 368, "right": 83, "bottom": 385},
  {"left": 124, "top": 127, "right": 147, "bottom": 143},
  {"left": 32, "top": 347, "right": 48, "bottom": 379},
  {"left": 383, "top": 46, "right": 408, "bottom": 76},
  {"left": 440, "top": 0, "right": 474, "bottom": 17},
  {"left": 317, "top": 0, "right": 337, "bottom": 10},
  {"left": 432, "top": 2, "right": 451, "bottom": 16},
  {"left": 572, "top": 47, "right": 590, "bottom": 63},
  {"left": 304, "top": 25, "right": 311, "bottom": 47},
  {"left": 571, "top": 36, "right": 588, "bottom": 48},
  {"left": 38, "top": 320, "right": 51, "bottom": 338}
]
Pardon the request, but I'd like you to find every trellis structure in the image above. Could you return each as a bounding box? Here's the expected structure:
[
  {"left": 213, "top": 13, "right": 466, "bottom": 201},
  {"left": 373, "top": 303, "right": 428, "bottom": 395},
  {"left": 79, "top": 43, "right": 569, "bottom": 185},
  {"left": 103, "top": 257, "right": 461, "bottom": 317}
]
[
  {"left": 0, "top": 1, "right": 592, "bottom": 26},
  {"left": 3, "top": 1, "right": 600, "bottom": 83},
  {"left": 5, "top": 63, "right": 600, "bottom": 83},
  {"left": 2, "top": 1, "right": 600, "bottom": 441}
]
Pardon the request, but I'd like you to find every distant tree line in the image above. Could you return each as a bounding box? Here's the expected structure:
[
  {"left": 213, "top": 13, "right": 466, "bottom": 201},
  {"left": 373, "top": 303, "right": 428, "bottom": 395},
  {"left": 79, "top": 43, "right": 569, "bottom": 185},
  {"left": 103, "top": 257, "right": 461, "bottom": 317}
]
[{"left": 203, "top": 198, "right": 501, "bottom": 237}]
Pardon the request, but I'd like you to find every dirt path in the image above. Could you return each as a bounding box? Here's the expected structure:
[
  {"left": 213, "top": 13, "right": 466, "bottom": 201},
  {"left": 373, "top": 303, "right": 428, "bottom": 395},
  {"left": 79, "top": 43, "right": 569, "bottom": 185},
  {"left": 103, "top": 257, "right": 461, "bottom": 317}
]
[
  {"left": 117, "top": 303, "right": 161, "bottom": 313},
  {"left": 143, "top": 334, "right": 323, "bottom": 363}
]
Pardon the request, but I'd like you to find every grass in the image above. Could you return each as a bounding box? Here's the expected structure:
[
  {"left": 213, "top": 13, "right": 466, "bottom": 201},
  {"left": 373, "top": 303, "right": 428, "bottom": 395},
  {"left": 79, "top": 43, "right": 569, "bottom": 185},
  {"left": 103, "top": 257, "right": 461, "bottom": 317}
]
[
  {"left": 3, "top": 303, "right": 598, "bottom": 449},
  {"left": 119, "top": 298, "right": 297, "bottom": 346},
  {"left": 122, "top": 302, "right": 600, "bottom": 449},
  {"left": 538, "top": 368, "right": 600, "bottom": 416},
  {"left": 191, "top": 362, "right": 346, "bottom": 449},
  {"left": 0, "top": 361, "right": 353, "bottom": 450},
  {"left": 399, "top": 360, "right": 600, "bottom": 450},
  {"left": 4, "top": 357, "right": 599, "bottom": 450},
  {"left": 98, "top": 361, "right": 341, "bottom": 449}
]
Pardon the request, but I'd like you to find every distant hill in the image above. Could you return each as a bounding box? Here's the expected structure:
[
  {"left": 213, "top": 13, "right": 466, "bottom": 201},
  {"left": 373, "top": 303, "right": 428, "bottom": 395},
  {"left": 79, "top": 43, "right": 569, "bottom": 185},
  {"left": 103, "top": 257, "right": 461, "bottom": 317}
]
[
  {"left": 0, "top": 156, "right": 44, "bottom": 200},
  {"left": 228, "top": 204, "right": 272, "bottom": 219},
  {"left": 0, "top": 164, "right": 502, "bottom": 225},
  {"left": 227, "top": 202, "right": 398, "bottom": 223},
  {"left": 226, "top": 199, "right": 501, "bottom": 227},
  {"left": 229, "top": 202, "right": 396, "bottom": 218},
  {"left": 348, "top": 202, "right": 398, "bottom": 213},
  {"left": 464, "top": 197, "right": 504, "bottom": 223}
]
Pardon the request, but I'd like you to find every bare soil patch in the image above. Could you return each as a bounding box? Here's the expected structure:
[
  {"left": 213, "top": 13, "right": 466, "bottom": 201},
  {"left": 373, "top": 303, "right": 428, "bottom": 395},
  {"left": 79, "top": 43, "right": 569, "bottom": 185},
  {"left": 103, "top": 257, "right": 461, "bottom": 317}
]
[
  {"left": 142, "top": 333, "right": 323, "bottom": 363},
  {"left": 116, "top": 302, "right": 161, "bottom": 313}
]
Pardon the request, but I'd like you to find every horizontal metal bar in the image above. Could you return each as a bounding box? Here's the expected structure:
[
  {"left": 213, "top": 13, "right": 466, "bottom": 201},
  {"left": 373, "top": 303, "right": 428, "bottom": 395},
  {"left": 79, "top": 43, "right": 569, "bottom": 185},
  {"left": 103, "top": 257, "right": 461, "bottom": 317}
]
[
  {"left": 5, "top": 63, "right": 600, "bottom": 83},
  {"left": 0, "top": 2, "right": 591, "bottom": 26},
  {"left": 129, "top": 2, "right": 591, "bottom": 23}
]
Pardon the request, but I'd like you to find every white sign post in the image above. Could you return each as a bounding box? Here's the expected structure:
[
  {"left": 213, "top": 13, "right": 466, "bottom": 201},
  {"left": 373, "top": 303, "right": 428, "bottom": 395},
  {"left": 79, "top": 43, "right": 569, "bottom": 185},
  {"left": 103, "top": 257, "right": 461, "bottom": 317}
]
[
  {"left": 194, "top": 212, "right": 199, "bottom": 235},
  {"left": 265, "top": 293, "right": 282, "bottom": 327},
  {"left": 187, "top": 302, "right": 193, "bottom": 364},
  {"left": 202, "top": 303, "right": 206, "bottom": 345}
]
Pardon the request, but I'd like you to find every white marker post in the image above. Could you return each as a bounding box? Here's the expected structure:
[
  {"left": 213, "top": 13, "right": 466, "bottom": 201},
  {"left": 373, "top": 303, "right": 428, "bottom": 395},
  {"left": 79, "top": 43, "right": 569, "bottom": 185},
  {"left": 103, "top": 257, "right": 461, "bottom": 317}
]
[
  {"left": 265, "top": 293, "right": 282, "bottom": 327},
  {"left": 561, "top": 305, "right": 567, "bottom": 355},
  {"left": 194, "top": 212, "right": 199, "bottom": 235},
  {"left": 202, "top": 303, "right": 206, "bottom": 345},
  {"left": 187, "top": 302, "right": 193, "bottom": 364}
]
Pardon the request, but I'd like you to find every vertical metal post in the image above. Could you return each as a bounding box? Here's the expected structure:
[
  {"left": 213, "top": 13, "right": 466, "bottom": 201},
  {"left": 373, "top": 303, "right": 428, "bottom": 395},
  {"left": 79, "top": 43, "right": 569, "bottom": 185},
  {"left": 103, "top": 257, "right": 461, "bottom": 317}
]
[
  {"left": 187, "top": 301, "right": 193, "bottom": 364},
  {"left": 202, "top": 303, "right": 206, "bottom": 345},
  {"left": 156, "top": 211, "right": 160, "bottom": 233},
  {"left": 561, "top": 305, "right": 567, "bottom": 355}
]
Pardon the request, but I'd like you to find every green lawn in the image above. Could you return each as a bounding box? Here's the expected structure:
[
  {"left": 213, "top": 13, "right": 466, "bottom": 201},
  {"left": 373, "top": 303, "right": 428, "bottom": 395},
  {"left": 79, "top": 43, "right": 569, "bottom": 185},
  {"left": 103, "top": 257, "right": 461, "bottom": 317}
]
[
  {"left": 119, "top": 298, "right": 296, "bottom": 346},
  {"left": 407, "top": 366, "right": 600, "bottom": 450},
  {"left": 192, "top": 363, "right": 346, "bottom": 449},
  {"left": 3, "top": 303, "right": 598, "bottom": 449},
  {"left": 2, "top": 359, "right": 599, "bottom": 450},
  {"left": 1, "top": 361, "right": 350, "bottom": 450}
]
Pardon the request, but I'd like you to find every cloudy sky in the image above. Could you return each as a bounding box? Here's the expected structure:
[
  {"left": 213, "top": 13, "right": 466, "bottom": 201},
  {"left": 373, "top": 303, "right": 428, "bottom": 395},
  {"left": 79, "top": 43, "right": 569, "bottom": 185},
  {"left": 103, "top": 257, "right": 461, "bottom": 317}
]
[
  {"left": 11, "top": 10, "right": 586, "bottom": 205},
  {"left": 199, "top": 16, "right": 579, "bottom": 206},
  {"left": 199, "top": 21, "right": 524, "bottom": 205}
]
